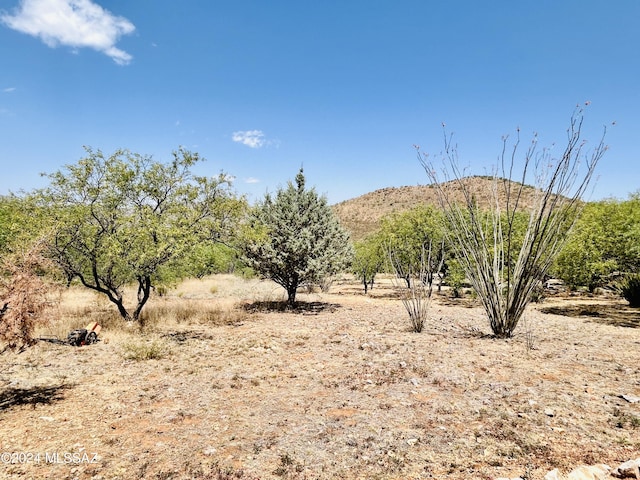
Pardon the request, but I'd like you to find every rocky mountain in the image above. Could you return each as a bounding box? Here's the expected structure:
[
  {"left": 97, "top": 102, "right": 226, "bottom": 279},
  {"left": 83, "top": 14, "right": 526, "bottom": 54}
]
[{"left": 332, "top": 176, "right": 544, "bottom": 241}]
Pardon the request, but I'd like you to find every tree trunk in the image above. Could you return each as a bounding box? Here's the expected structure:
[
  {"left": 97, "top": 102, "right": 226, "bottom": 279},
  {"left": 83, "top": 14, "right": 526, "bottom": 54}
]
[
  {"left": 133, "top": 275, "right": 152, "bottom": 321},
  {"left": 286, "top": 284, "right": 297, "bottom": 307},
  {"left": 77, "top": 273, "right": 133, "bottom": 320}
]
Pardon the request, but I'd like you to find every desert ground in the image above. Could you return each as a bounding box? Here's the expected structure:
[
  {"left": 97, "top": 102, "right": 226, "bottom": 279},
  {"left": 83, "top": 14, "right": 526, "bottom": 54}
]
[{"left": 1, "top": 274, "right": 639, "bottom": 480}]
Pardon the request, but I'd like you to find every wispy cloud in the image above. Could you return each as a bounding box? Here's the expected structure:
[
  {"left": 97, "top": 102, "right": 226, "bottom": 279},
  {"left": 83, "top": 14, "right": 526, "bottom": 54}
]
[
  {"left": 3, "top": 87, "right": 16, "bottom": 93},
  {"left": 244, "top": 177, "right": 260, "bottom": 184},
  {"left": 1, "top": 0, "right": 135, "bottom": 65},
  {"left": 232, "top": 130, "right": 266, "bottom": 149}
]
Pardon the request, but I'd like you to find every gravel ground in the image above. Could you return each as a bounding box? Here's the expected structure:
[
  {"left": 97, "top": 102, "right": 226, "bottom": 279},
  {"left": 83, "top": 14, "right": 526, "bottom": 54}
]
[{"left": 1, "top": 276, "right": 639, "bottom": 480}]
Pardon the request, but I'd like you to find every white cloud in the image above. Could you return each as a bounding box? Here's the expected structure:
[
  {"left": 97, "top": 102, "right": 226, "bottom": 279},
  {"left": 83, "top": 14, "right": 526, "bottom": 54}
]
[
  {"left": 232, "top": 130, "right": 266, "bottom": 149},
  {"left": 3, "top": 87, "right": 16, "bottom": 93},
  {"left": 244, "top": 177, "right": 260, "bottom": 184},
  {"left": 1, "top": 0, "right": 135, "bottom": 65}
]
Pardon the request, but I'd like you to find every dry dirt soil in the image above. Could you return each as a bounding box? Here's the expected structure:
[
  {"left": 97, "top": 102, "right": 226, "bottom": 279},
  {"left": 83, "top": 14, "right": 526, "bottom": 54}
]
[{"left": 1, "top": 275, "right": 639, "bottom": 480}]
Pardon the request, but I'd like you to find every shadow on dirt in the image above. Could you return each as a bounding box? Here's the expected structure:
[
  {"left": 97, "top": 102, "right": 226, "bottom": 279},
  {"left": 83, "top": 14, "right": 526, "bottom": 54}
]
[
  {"left": 243, "top": 300, "right": 341, "bottom": 315},
  {"left": 0, "top": 384, "right": 73, "bottom": 411},
  {"left": 539, "top": 304, "right": 640, "bottom": 328},
  {"left": 161, "top": 330, "right": 217, "bottom": 343}
]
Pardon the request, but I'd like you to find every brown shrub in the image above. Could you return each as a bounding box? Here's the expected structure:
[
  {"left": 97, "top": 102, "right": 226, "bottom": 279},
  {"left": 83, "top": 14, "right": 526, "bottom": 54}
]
[{"left": 0, "top": 245, "right": 57, "bottom": 351}]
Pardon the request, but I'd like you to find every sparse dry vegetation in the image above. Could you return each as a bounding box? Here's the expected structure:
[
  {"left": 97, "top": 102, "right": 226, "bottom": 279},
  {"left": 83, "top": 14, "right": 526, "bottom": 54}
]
[
  {"left": 0, "top": 245, "right": 58, "bottom": 352},
  {"left": 1, "top": 274, "right": 639, "bottom": 479}
]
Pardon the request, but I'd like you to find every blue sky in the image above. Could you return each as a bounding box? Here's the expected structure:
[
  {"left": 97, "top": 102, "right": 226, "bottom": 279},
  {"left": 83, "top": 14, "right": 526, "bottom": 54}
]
[{"left": 0, "top": 1, "right": 638, "bottom": 204}]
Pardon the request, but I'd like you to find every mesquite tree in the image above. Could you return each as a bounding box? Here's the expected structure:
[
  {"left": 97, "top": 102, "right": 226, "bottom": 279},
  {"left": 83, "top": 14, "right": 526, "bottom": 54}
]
[
  {"left": 35, "top": 147, "right": 243, "bottom": 321},
  {"left": 352, "top": 235, "right": 384, "bottom": 294},
  {"left": 242, "top": 169, "right": 353, "bottom": 306},
  {"left": 418, "top": 106, "right": 608, "bottom": 337}
]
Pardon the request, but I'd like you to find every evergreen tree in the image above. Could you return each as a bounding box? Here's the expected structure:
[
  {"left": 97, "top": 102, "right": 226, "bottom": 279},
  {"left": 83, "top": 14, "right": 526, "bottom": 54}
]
[{"left": 243, "top": 169, "right": 353, "bottom": 306}]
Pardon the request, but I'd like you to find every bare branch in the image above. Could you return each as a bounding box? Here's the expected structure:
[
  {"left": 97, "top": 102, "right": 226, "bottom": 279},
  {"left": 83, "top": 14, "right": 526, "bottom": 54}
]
[{"left": 418, "top": 106, "right": 607, "bottom": 337}]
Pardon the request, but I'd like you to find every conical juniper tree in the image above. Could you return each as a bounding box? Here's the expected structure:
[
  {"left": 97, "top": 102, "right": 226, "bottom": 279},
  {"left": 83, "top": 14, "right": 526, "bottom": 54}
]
[
  {"left": 418, "top": 105, "right": 609, "bottom": 338},
  {"left": 242, "top": 169, "right": 353, "bottom": 306}
]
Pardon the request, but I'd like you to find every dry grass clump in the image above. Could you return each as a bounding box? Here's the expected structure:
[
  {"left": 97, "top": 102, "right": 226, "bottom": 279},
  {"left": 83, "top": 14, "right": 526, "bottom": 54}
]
[
  {"left": 120, "top": 336, "right": 170, "bottom": 361},
  {"left": 138, "top": 299, "right": 249, "bottom": 330},
  {"left": 40, "top": 275, "right": 268, "bottom": 338}
]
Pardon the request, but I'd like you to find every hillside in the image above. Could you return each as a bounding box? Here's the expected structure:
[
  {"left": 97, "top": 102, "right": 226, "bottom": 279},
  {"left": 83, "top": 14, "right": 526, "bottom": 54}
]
[{"left": 333, "top": 176, "right": 544, "bottom": 241}]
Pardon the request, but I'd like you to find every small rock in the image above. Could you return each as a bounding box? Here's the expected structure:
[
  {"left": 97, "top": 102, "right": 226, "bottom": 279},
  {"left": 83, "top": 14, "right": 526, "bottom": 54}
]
[
  {"left": 620, "top": 394, "right": 640, "bottom": 404},
  {"left": 406, "top": 438, "right": 418, "bottom": 446},
  {"left": 202, "top": 447, "right": 217, "bottom": 456},
  {"left": 567, "top": 464, "right": 610, "bottom": 480},
  {"left": 39, "top": 416, "right": 55, "bottom": 422},
  {"left": 544, "top": 408, "right": 555, "bottom": 417},
  {"left": 544, "top": 469, "right": 561, "bottom": 480},
  {"left": 410, "top": 378, "right": 419, "bottom": 386},
  {"left": 611, "top": 458, "right": 640, "bottom": 479}
]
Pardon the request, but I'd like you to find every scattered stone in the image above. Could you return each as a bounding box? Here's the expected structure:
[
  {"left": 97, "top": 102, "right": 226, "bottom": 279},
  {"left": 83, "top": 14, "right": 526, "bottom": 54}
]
[
  {"left": 410, "top": 378, "right": 419, "bottom": 386},
  {"left": 544, "top": 408, "right": 555, "bottom": 417},
  {"left": 544, "top": 465, "right": 612, "bottom": 480},
  {"left": 620, "top": 394, "right": 640, "bottom": 404},
  {"left": 406, "top": 438, "right": 418, "bottom": 446},
  {"left": 566, "top": 464, "right": 610, "bottom": 480},
  {"left": 611, "top": 458, "right": 640, "bottom": 479},
  {"left": 202, "top": 446, "right": 217, "bottom": 456},
  {"left": 544, "top": 469, "right": 561, "bottom": 480},
  {"left": 545, "top": 278, "right": 566, "bottom": 291},
  {"left": 39, "top": 416, "right": 55, "bottom": 422}
]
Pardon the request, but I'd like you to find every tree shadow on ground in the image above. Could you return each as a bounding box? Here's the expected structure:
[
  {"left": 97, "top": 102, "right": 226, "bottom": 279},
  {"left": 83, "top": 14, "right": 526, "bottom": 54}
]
[
  {"left": 539, "top": 304, "right": 640, "bottom": 328},
  {"left": 161, "top": 330, "right": 218, "bottom": 343},
  {"left": 0, "top": 384, "right": 73, "bottom": 411},
  {"left": 242, "top": 300, "right": 341, "bottom": 315}
]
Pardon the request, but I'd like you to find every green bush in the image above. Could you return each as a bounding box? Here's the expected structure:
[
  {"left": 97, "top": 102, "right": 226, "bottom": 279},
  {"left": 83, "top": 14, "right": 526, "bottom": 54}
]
[{"left": 617, "top": 274, "right": 640, "bottom": 307}]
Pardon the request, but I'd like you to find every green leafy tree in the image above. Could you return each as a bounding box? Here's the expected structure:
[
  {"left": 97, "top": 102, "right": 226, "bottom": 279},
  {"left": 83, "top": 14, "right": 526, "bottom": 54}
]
[
  {"left": 35, "top": 147, "right": 244, "bottom": 321},
  {"left": 352, "top": 235, "right": 384, "bottom": 294},
  {"left": 242, "top": 169, "right": 353, "bottom": 306},
  {"left": 0, "top": 197, "right": 13, "bottom": 254},
  {"left": 554, "top": 194, "right": 640, "bottom": 290},
  {"left": 379, "top": 205, "right": 446, "bottom": 289},
  {"left": 0, "top": 195, "right": 43, "bottom": 258}
]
